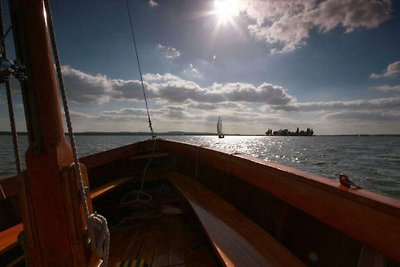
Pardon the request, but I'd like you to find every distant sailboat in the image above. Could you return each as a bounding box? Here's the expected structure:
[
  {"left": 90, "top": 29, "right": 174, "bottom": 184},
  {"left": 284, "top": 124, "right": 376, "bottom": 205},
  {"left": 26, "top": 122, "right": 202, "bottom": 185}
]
[{"left": 217, "top": 116, "right": 224, "bottom": 138}]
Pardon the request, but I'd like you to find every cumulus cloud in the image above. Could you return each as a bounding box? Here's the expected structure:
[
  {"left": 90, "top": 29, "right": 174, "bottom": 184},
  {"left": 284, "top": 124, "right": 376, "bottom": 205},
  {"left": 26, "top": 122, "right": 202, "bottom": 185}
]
[
  {"left": 148, "top": 0, "right": 158, "bottom": 8},
  {"left": 100, "top": 108, "right": 150, "bottom": 121},
  {"left": 143, "top": 73, "right": 180, "bottom": 82},
  {"left": 61, "top": 66, "right": 400, "bottom": 118},
  {"left": 243, "top": 0, "right": 393, "bottom": 53},
  {"left": 374, "top": 84, "right": 400, "bottom": 92},
  {"left": 370, "top": 61, "right": 400, "bottom": 79},
  {"left": 62, "top": 65, "right": 112, "bottom": 103},
  {"left": 182, "top": 64, "right": 203, "bottom": 80},
  {"left": 207, "top": 82, "right": 296, "bottom": 106},
  {"left": 62, "top": 65, "right": 152, "bottom": 103},
  {"left": 288, "top": 97, "right": 400, "bottom": 112},
  {"left": 157, "top": 44, "right": 181, "bottom": 59},
  {"left": 327, "top": 110, "right": 400, "bottom": 122},
  {"left": 142, "top": 71, "right": 295, "bottom": 105},
  {"left": 59, "top": 66, "right": 400, "bottom": 134},
  {"left": 69, "top": 110, "right": 97, "bottom": 119},
  {"left": 62, "top": 66, "right": 295, "bottom": 108}
]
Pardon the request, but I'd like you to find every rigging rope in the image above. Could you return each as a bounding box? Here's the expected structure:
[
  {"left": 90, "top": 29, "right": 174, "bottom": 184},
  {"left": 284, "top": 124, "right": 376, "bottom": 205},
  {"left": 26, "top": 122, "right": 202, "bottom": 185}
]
[
  {"left": 43, "top": 1, "right": 109, "bottom": 265},
  {"left": 0, "top": 3, "right": 21, "bottom": 174},
  {"left": 125, "top": 0, "right": 156, "bottom": 138}
]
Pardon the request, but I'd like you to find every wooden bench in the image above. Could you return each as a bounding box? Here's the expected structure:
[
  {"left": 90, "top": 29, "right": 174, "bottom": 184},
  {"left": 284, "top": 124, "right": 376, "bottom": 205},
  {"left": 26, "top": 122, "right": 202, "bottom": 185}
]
[
  {"left": 0, "top": 176, "right": 132, "bottom": 258},
  {"left": 168, "top": 173, "right": 305, "bottom": 267},
  {"left": 90, "top": 176, "right": 132, "bottom": 200},
  {"left": 0, "top": 223, "right": 25, "bottom": 267},
  {"left": 0, "top": 223, "right": 23, "bottom": 255}
]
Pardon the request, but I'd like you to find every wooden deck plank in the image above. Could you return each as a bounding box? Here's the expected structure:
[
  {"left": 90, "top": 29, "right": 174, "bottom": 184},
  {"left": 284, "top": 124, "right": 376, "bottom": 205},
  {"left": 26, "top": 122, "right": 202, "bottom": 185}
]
[
  {"left": 137, "top": 221, "right": 160, "bottom": 265},
  {"left": 169, "top": 173, "right": 306, "bottom": 267},
  {"left": 148, "top": 218, "right": 169, "bottom": 267},
  {"left": 105, "top": 178, "right": 221, "bottom": 267},
  {"left": 168, "top": 215, "right": 186, "bottom": 266}
]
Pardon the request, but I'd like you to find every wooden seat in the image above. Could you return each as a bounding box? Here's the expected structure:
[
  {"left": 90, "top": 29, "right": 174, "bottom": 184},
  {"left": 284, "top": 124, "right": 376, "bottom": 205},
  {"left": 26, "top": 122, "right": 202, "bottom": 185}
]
[
  {"left": 0, "top": 223, "right": 23, "bottom": 255},
  {"left": 90, "top": 176, "right": 132, "bottom": 200},
  {"left": 168, "top": 173, "right": 305, "bottom": 267}
]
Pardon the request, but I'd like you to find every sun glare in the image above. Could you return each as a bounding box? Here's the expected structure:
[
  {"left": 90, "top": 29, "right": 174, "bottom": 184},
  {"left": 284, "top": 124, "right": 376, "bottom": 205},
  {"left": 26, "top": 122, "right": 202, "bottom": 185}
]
[{"left": 214, "top": 0, "right": 239, "bottom": 24}]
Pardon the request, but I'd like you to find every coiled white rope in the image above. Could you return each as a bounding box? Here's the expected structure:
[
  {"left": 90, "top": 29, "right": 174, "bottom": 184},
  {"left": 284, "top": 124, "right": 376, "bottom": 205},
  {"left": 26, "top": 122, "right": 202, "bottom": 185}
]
[{"left": 87, "top": 213, "right": 110, "bottom": 264}]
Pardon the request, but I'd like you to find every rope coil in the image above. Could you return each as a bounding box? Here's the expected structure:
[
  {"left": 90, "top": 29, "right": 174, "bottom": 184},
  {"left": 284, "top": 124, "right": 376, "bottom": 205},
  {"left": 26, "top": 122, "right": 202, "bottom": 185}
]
[{"left": 87, "top": 213, "right": 110, "bottom": 262}]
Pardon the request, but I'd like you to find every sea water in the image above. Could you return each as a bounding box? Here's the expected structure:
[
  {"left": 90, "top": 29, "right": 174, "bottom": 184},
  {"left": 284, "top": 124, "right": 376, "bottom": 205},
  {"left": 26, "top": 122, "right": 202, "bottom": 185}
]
[{"left": 1, "top": 134, "right": 399, "bottom": 199}]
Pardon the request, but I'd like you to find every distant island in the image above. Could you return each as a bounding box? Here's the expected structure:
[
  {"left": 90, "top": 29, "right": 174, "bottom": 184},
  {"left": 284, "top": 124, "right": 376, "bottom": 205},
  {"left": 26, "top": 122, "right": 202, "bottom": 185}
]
[{"left": 265, "top": 128, "right": 314, "bottom": 136}]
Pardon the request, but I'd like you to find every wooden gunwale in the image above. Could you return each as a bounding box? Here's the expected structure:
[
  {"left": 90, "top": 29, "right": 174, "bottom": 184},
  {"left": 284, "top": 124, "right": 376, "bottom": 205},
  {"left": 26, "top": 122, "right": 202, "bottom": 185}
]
[
  {"left": 155, "top": 139, "right": 400, "bottom": 262},
  {"left": 156, "top": 138, "right": 400, "bottom": 214},
  {"left": 0, "top": 223, "right": 23, "bottom": 253}
]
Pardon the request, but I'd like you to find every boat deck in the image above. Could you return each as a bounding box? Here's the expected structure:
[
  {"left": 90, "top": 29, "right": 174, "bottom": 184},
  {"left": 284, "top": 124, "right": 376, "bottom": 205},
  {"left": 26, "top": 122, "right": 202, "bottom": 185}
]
[{"left": 96, "top": 180, "right": 220, "bottom": 267}]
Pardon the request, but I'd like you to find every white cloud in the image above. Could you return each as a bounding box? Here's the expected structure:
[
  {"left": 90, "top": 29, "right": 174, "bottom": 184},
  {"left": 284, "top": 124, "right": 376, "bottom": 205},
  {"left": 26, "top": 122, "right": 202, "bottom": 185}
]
[
  {"left": 62, "top": 65, "right": 112, "bottom": 103},
  {"left": 59, "top": 66, "right": 400, "bottom": 134},
  {"left": 143, "top": 73, "right": 180, "bottom": 82},
  {"left": 61, "top": 66, "right": 295, "bottom": 107},
  {"left": 370, "top": 61, "right": 400, "bottom": 79},
  {"left": 100, "top": 108, "right": 149, "bottom": 121},
  {"left": 149, "top": 0, "right": 158, "bottom": 8},
  {"left": 69, "top": 110, "right": 97, "bottom": 119},
  {"left": 327, "top": 110, "right": 400, "bottom": 122},
  {"left": 182, "top": 64, "right": 203, "bottom": 80},
  {"left": 157, "top": 44, "right": 181, "bottom": 59},
  {"left": 243, "top": 0, "right": 393, "bottom": 53},
  {"left": 62, "top": 65, "right": 152, "bottom": 103},
  {"left": 374, "top": 84, "right": 400, "bottom": 92},
  {"left": 111, "top": 79, "right": 154, "bottom": 100},
  {"left": 288, "top": 97, "right": 400, "bottom": 112},
  {"left": 61, "top": 66, "right": 400, "bottom": 114}
]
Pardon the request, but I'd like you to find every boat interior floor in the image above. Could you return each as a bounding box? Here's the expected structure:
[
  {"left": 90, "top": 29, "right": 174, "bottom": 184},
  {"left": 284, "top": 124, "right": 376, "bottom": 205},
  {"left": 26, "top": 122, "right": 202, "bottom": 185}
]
[{"left": 95, "top": 180, "right": 221, "bottom": 267}]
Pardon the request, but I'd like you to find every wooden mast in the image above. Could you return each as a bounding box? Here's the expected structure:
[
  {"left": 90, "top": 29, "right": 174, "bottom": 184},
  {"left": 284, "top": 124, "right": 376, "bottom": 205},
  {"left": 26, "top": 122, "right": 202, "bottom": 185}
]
[{"left": 9, "top": 0, "right": 92, "bottom": 265}]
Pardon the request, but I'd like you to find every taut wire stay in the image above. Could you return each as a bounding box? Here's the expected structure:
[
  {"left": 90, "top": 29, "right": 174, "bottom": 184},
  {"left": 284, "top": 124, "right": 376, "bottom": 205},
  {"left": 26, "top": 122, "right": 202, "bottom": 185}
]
[{"left": 125, "top": 0, "right": 156, "bottom": 138}]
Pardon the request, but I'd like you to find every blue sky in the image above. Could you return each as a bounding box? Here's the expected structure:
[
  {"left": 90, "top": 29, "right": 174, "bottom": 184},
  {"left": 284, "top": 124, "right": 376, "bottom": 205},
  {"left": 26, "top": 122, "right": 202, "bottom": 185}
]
[{"left": 1, "top": 0, "right": 400, "bottom": 135}]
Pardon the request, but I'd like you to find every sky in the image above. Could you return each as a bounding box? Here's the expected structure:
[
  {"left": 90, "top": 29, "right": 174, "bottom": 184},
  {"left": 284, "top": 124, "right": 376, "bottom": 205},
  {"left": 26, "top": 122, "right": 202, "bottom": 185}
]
[{"left": 1, "top": 0, "right": 400, "bottom": 135}]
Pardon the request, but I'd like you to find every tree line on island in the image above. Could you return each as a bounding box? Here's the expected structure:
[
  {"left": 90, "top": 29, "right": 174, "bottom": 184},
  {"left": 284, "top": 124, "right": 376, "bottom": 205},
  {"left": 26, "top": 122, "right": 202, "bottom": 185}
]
[{"left": 265, "top": 128, "right": 314, "bottom": 136}]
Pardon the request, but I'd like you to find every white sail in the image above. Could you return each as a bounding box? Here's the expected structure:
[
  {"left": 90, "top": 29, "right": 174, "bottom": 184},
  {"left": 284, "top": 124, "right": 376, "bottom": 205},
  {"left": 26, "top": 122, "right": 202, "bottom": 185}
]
[{"left": 217, "top": 117, "right": 224, "bottom": 138}]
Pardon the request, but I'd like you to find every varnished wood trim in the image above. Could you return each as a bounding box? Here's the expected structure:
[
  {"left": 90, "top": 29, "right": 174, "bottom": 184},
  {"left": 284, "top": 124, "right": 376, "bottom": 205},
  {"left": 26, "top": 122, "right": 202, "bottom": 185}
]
[
  {"left": 0, "top": 223, "right": 23, "bottom": 254},
  {"left": 155, "top": 139, "right": 400, "bottom": 262},
  {"left": 90, "top": 177, "right": 132, "bottom": 200},
  {"left": 129, "top": 152, "right": 170, "bottom": 161},
  {"left": 169, "top": 172, "right": 305, "bottom": 267}
]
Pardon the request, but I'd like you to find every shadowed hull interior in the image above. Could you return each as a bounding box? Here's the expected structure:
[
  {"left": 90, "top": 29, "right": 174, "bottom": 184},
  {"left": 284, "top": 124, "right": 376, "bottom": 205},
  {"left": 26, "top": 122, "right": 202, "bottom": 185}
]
[{"left": 1, "top": 138, "right": 400, "bottom": 266}]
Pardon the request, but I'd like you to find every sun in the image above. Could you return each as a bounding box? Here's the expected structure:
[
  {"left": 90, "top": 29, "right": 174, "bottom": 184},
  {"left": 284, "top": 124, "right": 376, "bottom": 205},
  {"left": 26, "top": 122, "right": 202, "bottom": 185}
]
[{"left": 214, "top": 0, "right": 240, "bottom": 24}]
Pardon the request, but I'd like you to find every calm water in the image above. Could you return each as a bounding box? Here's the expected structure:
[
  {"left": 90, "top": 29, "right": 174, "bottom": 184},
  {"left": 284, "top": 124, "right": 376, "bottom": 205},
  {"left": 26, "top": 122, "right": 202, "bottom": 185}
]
[{"left": 1, "top": 134, "right": 399, "bottom": 199}]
